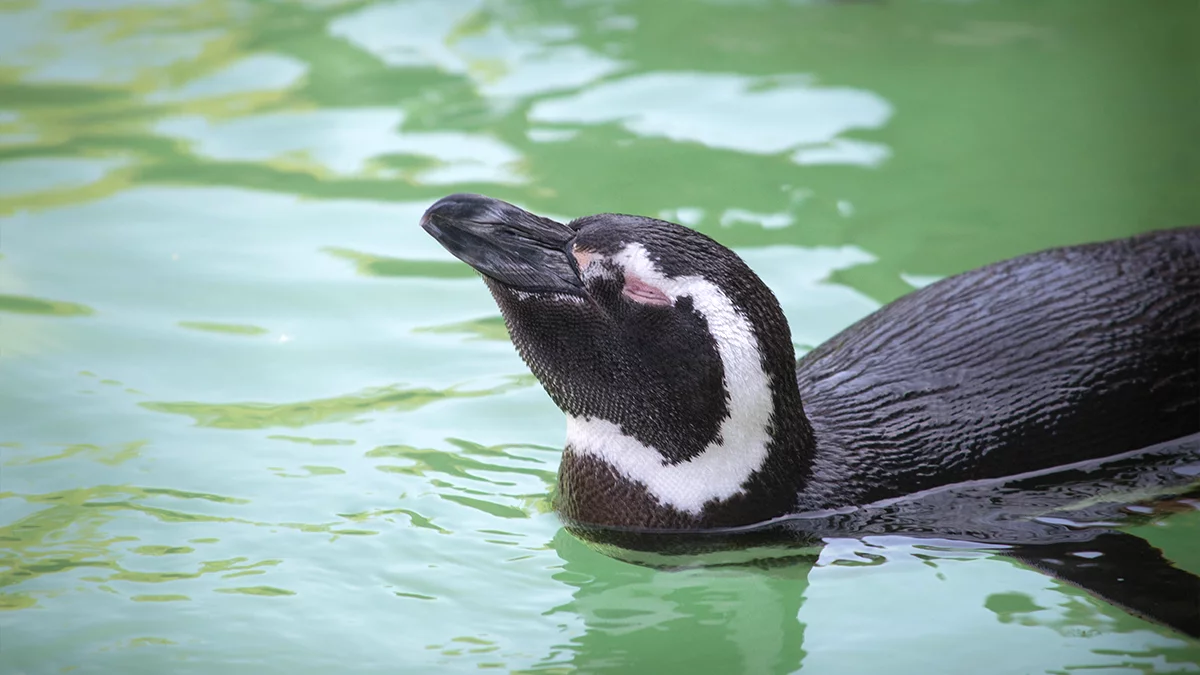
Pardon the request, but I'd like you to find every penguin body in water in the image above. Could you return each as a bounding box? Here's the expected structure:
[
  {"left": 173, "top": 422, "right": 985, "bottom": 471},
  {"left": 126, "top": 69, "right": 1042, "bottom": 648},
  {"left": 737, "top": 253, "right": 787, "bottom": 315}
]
[
  {"left": 421, "top": 194, "right": 1199, "bottom": 529},
  {"left": 421, "top": 194, "right": 1200, "bottom": 636}
]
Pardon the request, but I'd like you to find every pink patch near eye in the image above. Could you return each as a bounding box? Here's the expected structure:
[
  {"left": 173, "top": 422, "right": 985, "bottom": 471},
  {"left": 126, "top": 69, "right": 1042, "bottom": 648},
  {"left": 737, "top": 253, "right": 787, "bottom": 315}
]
[{"left": 622, "top": 274, "right": 673, "bottom": 306}]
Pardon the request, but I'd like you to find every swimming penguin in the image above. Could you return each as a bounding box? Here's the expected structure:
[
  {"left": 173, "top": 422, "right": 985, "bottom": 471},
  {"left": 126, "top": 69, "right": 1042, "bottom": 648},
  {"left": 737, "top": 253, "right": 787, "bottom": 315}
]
[
  {"left": 421, "top": 194, "right": 1200, "bottom": 637},
  {"left": 421, "top": 193, "right": 1200, "bottom": 534}
]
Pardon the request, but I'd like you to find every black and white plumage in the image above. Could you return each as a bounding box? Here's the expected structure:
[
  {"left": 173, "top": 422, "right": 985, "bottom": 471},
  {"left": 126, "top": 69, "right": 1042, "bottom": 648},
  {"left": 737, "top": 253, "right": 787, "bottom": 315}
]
[
  {"left": 421, "top": 194, "right": 1200, "bottom": 637},
  {"left": 421, "top": 193, "right": 1199, "bottom": 533},
  {"left": 422, "top": 195, "right": 1200, "bottom": 535}
]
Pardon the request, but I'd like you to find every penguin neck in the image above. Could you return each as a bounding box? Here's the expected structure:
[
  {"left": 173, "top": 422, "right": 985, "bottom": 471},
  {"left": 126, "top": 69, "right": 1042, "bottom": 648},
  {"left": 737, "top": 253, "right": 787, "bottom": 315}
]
[{"left": 555, "top": 336, "right": 817, "bottom": 531}]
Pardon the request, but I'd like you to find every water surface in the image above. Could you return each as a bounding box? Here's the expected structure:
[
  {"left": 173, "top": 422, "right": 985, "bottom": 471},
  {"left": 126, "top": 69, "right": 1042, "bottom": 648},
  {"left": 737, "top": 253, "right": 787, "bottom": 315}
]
[{"left": 2, "top": 0, "right": 1199, "bottom": 672}]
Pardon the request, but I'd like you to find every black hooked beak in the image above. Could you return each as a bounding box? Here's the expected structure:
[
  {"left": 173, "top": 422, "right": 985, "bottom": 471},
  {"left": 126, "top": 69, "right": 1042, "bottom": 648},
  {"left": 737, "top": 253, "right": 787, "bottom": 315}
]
[{"left": 421, "top": 193, "right": 584, "bottom": 295}]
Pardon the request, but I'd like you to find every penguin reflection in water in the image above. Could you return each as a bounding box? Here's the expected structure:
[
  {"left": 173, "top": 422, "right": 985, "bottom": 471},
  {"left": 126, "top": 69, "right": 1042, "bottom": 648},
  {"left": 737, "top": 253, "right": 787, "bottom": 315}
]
[{"left": 421, "top": 194, "right": 1200, "bottom": 638}]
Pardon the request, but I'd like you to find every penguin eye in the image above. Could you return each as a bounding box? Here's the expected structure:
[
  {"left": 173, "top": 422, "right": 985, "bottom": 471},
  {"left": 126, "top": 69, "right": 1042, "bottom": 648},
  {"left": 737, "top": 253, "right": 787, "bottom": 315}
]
[
  {"left": 572, "top": 244, "right": 672, "bottom": 307},
  {"left": 622, "top": 273, "right": 673, "bottom": 307}
]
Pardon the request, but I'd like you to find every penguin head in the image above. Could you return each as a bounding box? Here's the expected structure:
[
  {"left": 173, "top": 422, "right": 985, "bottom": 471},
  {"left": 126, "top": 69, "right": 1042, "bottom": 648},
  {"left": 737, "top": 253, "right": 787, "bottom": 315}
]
[{"left": 422, "top": 194, "right": 810, "bottom": 526}]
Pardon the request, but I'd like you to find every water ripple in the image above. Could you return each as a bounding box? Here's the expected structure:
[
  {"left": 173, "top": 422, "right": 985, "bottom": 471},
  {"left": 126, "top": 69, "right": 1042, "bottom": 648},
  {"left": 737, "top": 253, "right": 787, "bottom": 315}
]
[{"left": 139, "top": 376, "right": 534, "bottom": 429}]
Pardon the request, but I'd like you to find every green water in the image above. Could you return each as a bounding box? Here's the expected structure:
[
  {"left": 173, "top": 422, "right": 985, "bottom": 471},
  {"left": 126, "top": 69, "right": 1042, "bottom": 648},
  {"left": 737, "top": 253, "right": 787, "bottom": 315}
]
[{"left": 2, "top": 0, "right": 1199, "bottom": 672}]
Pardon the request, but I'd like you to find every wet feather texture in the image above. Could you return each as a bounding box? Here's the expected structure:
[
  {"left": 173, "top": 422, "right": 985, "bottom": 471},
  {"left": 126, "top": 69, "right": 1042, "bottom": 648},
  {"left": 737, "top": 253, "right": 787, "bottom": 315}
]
[{"left": 423, "top": 194, "right": 1200, "bottom": 532}]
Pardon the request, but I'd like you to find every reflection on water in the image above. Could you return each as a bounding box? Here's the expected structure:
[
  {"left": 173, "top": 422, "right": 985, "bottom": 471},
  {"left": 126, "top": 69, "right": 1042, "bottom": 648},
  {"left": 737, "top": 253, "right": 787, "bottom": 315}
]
[
  {"left": 5, "top": 440, "right": 147, "bottom": 466},
  {"left": 0, "top": 432, "right": 572, "bottom": 668},
  {"left": 530, "top": 72, "right": 892, "bottom": 165},
  {"left": 545, "top": 530, "right": 811, "bottom": 674},
  {"left": 0, "top": 292, "right": 94, "bottom": 317},
  {"left": 0, "top": 156, "right": 130, "bottom": 197},
  {"left": 323, "top": 246, "right": 477, "bottom": 279},
  {"left": 414, "top": 315, "right": 511, "bottom": 342},
  {"left": 548, "top": 525, "right": 1200, "bottom": 674},
  {"left": 330, "top": 0, "right": 625, "bottom": 98},
  {"left": 0, "top": 483, "right": 260, "bottom": 610},
  {"left": 3, "top": 0, "right": 1199, "bottom": 671},
  {"left": 140, "top": 376, "right": 533, "bottom": 429},
  {"left": 156, "top": 109, "right": 526, "bottom": 184},
  {"left": 178, "top": 320, "right": 271, "bottom": 336}
]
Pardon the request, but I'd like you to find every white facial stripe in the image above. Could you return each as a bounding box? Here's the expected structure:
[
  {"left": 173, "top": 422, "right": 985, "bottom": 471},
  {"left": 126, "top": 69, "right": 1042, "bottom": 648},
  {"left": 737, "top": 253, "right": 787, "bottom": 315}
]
[{"left": 567, "top": 243, "right": 774, "bottom": 514}]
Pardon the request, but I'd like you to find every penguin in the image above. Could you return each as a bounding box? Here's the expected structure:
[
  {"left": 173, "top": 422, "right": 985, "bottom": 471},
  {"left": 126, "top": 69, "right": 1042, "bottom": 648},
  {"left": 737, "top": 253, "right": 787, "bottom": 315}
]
[
  {"left": 421, "top": 193, "right": 1200, "bottom": 532},
  {"left": 421, "top": 193, "right": 1200, "bottom": 638}
]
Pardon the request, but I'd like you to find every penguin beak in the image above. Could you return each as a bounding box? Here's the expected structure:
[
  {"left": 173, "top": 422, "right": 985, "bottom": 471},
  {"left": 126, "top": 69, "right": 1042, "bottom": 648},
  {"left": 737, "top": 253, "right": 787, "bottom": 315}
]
[{"left": 421, "top": 193, "right": 584, "bottom": 295}]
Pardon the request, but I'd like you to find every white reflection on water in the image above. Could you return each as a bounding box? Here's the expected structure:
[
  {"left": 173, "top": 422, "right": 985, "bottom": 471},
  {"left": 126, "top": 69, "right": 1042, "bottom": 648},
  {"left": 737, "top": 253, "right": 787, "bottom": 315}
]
[
  {"left": 720, "top": 208, "right": 796, "bottom": 230},
  {"left": 0, "top": 2, "right": 214, "bottom": 85},
  {"left": 530, "top": 72, "right": 892, "bottom": 166},
  {"left": 155, "top": 109, "right": 524, "bottom": 183},
  {"left": 737, "top": 245, "right": 878, "bottom": 349},
  {"left": 803, "top": 537, "right": 1191, "bottom": 675},
  {"left": 0, "top": 157, "right": 128, "bottom": 197},
  {"left": 330, "top": 0, "right": 624, "bottom": 98},
  {"left": 148, "top": 54, "right": 309, "bottom": 103},
  {"left": 792, "top": 137, "right": 891, "bottom": 168}
]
